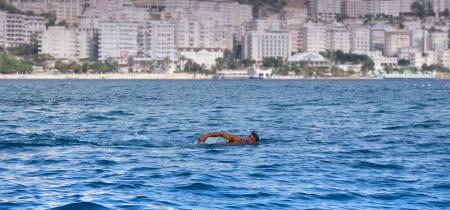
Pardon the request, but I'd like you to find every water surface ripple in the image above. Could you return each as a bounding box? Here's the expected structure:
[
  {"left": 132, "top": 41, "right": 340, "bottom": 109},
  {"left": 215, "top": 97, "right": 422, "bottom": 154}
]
[{"left": 0, "top": 80, "right": 449, "bottom": 209}]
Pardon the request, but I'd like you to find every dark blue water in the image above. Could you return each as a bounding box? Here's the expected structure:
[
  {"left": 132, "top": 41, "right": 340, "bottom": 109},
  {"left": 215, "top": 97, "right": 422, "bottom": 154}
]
[{"left": 0, "top": 80, "right": 449, "bottom": 210}]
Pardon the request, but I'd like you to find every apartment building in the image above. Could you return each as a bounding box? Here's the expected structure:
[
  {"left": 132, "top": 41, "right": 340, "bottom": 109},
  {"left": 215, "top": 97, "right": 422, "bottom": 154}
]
[
  {"left": 138, "top": 21, "right": 177, "bottom": 61},
  {"left": 242, "top": 20, "right": 291, "bottom": 61},
  {"left": 301, "top": 23, "right": 327, "bottom": 53},
  {"left": 351, "top": 27, "right": 371, "bottom": 54},
  {"left": 98, "top": 20, "right": 139, "bottom": 63},
  {"left": 342, "top": 0, "right": 367, "bottom": 18},
  {"left": 0, "top": 11, "right": 46, "bottom": 47},
  {"left": 367, "top": 0, "right": 401, "bottom": 16},
  {"left": 385, "top": 31, "right": 411, "bottom": 56},
  {"left": 39, "top": 26, "right": 93, "bottom": 60},
  {"left": 328, "top": 26, "right": 351, "bottom": 53},
  {"left": 308, "top": 0, "right": 342, "bottom": 22},
  {"left": 429, "top": 31, "right": 449, "bottom": 51}
]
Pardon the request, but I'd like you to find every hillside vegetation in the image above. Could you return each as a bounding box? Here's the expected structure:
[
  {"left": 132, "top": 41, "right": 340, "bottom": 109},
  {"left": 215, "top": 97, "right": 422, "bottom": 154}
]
[{"left": 237, "top": 0, "right": 307, "bottom": 17}]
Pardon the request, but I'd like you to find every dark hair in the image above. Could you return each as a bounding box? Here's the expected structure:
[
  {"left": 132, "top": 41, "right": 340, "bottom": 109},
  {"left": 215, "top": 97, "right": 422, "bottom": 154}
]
[{"left": 250, "top": 131, "right": 259, "bottom": 142}]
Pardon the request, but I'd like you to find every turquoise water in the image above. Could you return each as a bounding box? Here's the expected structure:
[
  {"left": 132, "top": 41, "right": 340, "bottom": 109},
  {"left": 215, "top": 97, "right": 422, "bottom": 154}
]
[{"left": 0, "top": 80, "right": 449, "bottom": 209}]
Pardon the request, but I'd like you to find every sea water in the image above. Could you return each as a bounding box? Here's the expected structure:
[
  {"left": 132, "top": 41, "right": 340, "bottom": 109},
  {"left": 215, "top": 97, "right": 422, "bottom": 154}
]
[{"left": 0, "top": 80, "right": 449, "bottom": 209}]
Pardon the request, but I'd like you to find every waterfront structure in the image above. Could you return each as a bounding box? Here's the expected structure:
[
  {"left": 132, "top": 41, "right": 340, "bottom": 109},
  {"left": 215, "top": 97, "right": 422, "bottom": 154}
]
[
  {"left": 289, "top": 52, "right": 330, "bottom": 67},
  {"left": 409, "top": 51, "right": 439, "bottom": 67},
  {"left": 98, "top": 20, "right": 139, "bottom": 63},
  {"left": 328, "top": 26, "right": 351, "bottom": 53},
  {"left": 40, "top": 26, "right": 93, "bottom": 60},
  {"left": 179, "top": 48, "right": 223, "bottom": 69},
  {"left": 301, "top": 23, "right": 327, "bottom": 53},
  {"left": 308, "top": 0, "right": 342, "bottom": 22},
  {"left": 385, "top": 31, "right": 411, "bottom": 56},
  {"left": 351, "top": 27, "right": 370, "bottom": 54},
  {"left": 0, "top": 11, "right": 46, "bottom": 47},
  {"left": 138, "top": 21, "right": 177, "bottom": 61},
  {"left": 367, "top": 51, "right": 398, "bottom": 71}
]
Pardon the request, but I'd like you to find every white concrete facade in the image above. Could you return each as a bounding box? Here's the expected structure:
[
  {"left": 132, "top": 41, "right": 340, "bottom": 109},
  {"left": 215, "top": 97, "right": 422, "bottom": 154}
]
[
  {"left": 301, "top": 23, "right": 327, "bottom": 53},
  {"left": 385, "top": 31, "right": 411, "bottom": 56},
  {"left": 98, "top": 20, "right": 139, "bottom": 63},
  {"left": 138, "top": 21, "right": 177, "bottom": 61},
  {"left": 342, "top": 0, "right": 367, "bottom": 17},
  {"left": 351, "top": 27, "right": 370, "bottom": 54},
  {"left": 328, "top": 26, "right": 351, "bottom": 53},
  {"left": 0, "top": 11, "right": 46, "bottom": 47},
  {"left": 242, "top": 30, "right": 291, "bottom": 61},
  {"left": 40, "top": 26, "right": 92, "bottom": 60},
  {"left": 308, "top": 0, "right": 342, "bottom": 22}
]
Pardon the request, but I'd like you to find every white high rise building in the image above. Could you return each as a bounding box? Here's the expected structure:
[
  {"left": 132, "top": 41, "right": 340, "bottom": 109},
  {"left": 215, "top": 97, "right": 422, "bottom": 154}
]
[
  {"left": 410, "top": 29, "right": 429, "bottom": 52},
  {"left": 351, "top": 27, "right": 371, "bottom": 54},
  {"left": 8, "top": 0, "right": 51, "bottom": 14},
  {"left": 98, "top": 20, "right": 139, "bottom": 63},
  {"left": 163, "top": 0, "right": 252, "bottom": 38},
  {"left": 0, "top": 11, "right": 46, "bottom": 47},
  {"left": 242, "top": 20, "right": 291, "bottom": 61},
  {"left": 39, "top": 26, "right": 93, "bottom": 60},
  {"left": 50, "top": 0, "right": 85, "bottom": 25},
  {"left": 399, "top": 0, "right": 416, "bottom": 14},
  {"left": 138, "top": 21, "right": 177, "bottom": 61},
  {"left": 370, "top": 23, "right": 395, "bottom": 52},
  {"left": 301, "top": 23, "right": 327, "bottom": 53},
  {"left": 328, "top": 26, "right": 351, "bottom": 53},
  {"left": 342, "top": 0, "right": 368, "bottom": 17},
  {"left": 385, "top": 31, "right": 411, "bottom": 56},
  {"left": 308, "top": 0, "right": 342, "bottom": 22},
  {"left": 367, "top": 0, "right": 401, "bottom": 16},
  {"left": 174, "top": 14, "right": 234, "bottom": 50},
  {"left": 429, "top": 32, "right": 449, "bottom": 51}
]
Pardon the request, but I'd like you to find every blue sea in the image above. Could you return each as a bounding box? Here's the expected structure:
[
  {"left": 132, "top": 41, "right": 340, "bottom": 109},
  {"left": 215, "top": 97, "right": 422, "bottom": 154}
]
[{"left": 0, "top": 80, "right": 449, "bottom": 210}]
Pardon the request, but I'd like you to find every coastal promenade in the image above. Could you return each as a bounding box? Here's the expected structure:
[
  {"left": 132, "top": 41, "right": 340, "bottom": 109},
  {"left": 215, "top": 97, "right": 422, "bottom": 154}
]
[
  {"left": 0, "top": 73, "right": 214, "bottom": 80},
  {"left": 1, "top": 73, "right": 447, "bottom": 80}
]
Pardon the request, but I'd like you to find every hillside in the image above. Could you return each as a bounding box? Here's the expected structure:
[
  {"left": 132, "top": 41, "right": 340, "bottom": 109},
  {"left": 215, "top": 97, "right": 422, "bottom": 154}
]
[{"left": 236, "top": 0, "right": 307, "bottom": 17}]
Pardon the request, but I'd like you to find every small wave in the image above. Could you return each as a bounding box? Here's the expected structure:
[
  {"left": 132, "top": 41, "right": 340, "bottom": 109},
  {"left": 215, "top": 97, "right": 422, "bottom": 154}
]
[
  {"left": 0, "top": 132, "right": 85, "bottom": 147},
  {"left": 130, "top": 167, "right": 159, "bottom": 172},
  {"left": 352, "top": 161, "right": 404, "bottom": 170},
  {"left": 316, "top": 192, "right": 362, "bottom": 201},
  {"left": 369, "top": 192, "right": 412, "bottom": 201},
  {"left": 85, "top": 181, "right": 115, "bottom": 188},
  {"left": 95, "top": 159, "right": 118, "bottom": 166},
  {"left": 176, "top": 183, "right": 217, "bottom": 191},
  {"left": 430, "top": 183, "right": 450, "bottom": 190},
  {"left": 222, "top": 192, "right": 275, "bottom": 198},
  {"left": 83, "top": 115, "right": 117, "bottom": 121}
]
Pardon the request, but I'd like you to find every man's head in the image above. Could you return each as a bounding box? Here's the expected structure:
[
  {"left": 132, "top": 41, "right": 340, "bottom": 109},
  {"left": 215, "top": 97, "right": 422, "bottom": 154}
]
[{"left": 248, "top": 131, "right": 259, "bottom": 143}]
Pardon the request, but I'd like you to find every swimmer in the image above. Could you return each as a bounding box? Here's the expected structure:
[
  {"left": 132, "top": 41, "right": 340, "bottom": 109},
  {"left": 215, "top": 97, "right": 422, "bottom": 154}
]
[{"left": 197, "top": 131, "right": 259, "bottom": 144}]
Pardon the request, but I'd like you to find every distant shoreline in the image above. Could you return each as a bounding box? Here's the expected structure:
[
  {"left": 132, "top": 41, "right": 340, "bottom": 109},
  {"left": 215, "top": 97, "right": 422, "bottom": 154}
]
[{"left": 0, "top": 73, "right": 446, "bottom": 80}]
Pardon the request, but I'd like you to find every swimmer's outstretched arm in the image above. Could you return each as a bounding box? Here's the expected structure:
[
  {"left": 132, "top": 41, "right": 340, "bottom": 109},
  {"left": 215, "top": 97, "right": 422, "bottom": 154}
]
[{"left": 197, "top": 132, "right": 241, "bottom": 144}]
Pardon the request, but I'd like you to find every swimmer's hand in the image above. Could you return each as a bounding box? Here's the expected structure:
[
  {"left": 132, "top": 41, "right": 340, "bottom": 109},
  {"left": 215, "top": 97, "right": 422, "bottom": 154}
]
[{"left": 197, "top": 136, "right": 208, "bottom": 144}]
